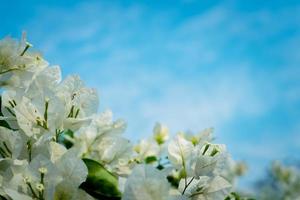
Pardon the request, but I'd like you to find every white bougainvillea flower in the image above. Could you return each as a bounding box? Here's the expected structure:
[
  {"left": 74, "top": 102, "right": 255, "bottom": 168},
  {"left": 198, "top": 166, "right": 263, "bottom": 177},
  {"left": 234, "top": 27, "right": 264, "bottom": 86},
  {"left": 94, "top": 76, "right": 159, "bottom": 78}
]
[
  {"left": 153, "top": 122, "right": 169, "bottom": 145},
  {"left": 192, "top": 155, "right": 219, "bottom": 177},
  {"left": 73, "top": 110, "right": 131, "bottom": 175},
  {"left": 216, "top": 157, "right": 247, "bottom": 186},
  {"left": 74, "top": 111, "right": 126, "bottom": 151},
  {"left": 91, "top": 135, "right": 133, "bottom": 175},
  {"left": 0, "top": 35, "right": 239, "bottom": 200},
  {"left": 56, "top": 75, "right": 99, "bottom": 119},
  {"left": 177, "top": 176, "right": 231, "bottom": 200},
  {"left": 122, "top": 164, "right": 170, "bottom": 200},
  {"left": 2, "top": 155, "right": 58, "bottom": 199},
  {"left": 168, "top": 134, "right": 194, "bottom": 170},
  {"left": 134, "top": 139, "right": 160, "bottom": 163},
  {"left": 48, "top": 142, "right": 67, "bottom": 163},
  {"left": 1, "top": 69, "right": 66, "bottom": 144},
  {"left": 0, "top": 127, "right": 25, "bottom": 159},
  {"left": 88, "top": 110, "right": 126, "bottom": 137},
  {"left": 0, "top": 89, "right": 22, "bottom": 129},
  {"left": 0, "top": 158, "right": 29, "bottom": 192},
  {"left": 53, "top": 181, "right": 94, "bottom": 200},
  {"left": 0, "top": 35, "right": 48, "bottom": 89},
  {"left": 2, "top": 66, "right": 65, "bottom": 138},
  {"left": 14, "top": 94, "right": 65, "bottom": 137},
  {"left": 3, "top": 188, "right": 32, "bottom": 200},
  {"left": 189, "top": 143, "right": 227, "bottom": 177},
  {"left": 55, "top": 149, "right": 88, "bottom": 188},
  {"left": 25, "top": 65, "right": 62, "bottom": 97},
  {"left": 2, "top": 145, "right": 88, "bottom": 200},
  {"left": 183, "top": 128, "right": 213, "bottom": 147}
]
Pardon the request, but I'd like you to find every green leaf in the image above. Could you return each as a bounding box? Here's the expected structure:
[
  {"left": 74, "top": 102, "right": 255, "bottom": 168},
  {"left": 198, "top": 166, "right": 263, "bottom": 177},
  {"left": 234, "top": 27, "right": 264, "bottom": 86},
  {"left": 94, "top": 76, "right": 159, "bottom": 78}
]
[
  {"left": 80, "top": 158, "right": 121, "bottom": 200},
  {"left": 0, "top": 119, "right": 11, "bottom": 130},
  {"left": 144, "top": 156, "right": 157, "bottom": 164},
  {"left": 167, "top": 174, "right": 180, "bottom": 188}
]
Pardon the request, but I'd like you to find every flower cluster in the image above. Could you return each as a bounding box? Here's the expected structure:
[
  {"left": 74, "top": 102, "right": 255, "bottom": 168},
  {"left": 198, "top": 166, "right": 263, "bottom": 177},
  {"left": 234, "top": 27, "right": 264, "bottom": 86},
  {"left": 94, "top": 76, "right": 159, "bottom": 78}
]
[
  {"left": 256, "top": 161, "right": 300, "bottom": 200},
  {"left": 0, "top": 35, "right": 242, "bottom": 200}
]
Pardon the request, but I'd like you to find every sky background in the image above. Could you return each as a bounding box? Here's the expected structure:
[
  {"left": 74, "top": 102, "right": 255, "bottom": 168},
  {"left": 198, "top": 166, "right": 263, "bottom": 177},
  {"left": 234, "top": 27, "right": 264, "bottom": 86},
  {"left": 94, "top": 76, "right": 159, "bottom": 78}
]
[{"left": 1, "top": 0, "right": 300, "bottom": 190}]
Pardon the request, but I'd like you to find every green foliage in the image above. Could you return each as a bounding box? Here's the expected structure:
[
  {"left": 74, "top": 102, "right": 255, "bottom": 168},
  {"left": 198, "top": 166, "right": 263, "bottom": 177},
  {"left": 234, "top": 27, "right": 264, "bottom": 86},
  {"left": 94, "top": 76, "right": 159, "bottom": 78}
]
[
  {"left": 144, "top": 155, "right": 157, "bottom": 164},
  {"left": 80, "top": 158, "right": 121, "bottom": 200},
  {"left": 167, "top": 174, "right": 180, "bottom": 188}
]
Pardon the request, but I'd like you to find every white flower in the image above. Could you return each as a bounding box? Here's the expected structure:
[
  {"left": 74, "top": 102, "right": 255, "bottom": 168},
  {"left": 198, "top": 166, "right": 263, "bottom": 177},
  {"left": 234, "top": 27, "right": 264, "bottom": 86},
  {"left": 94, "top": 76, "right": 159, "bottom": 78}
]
[
  {"left": 91, "top": 135, "right": 133, "bottom": 175},
  {"left": 190, "top": 143, "right": 227, "bottom": 177},
  {"left": 217, "top": 157, "right": 247, "bottom": 186},
  {"left": 0, "top": 127, "right": 24, "bottom": 159},
  {"left": 0, "top": 35, "right": 48, "bottom": 89},
  {"left": 153, "top": 122, "right": 169, "bottom": 145},
  {"left": 122, "top": 164, "right": 170, "bottom": 200},
  {"left": 48, "top": 142, "right": 67, "bottom": 163},
  {"left": 2, "top": 147, "right": 88, "bottom": 199},
  {"left": 25, "top": 65, "right": 62, "bottom": 97},
  {"left": 56, "top": 75, "right": 99, "bottom": 119},
  {"left": 0, "top": 35, "right": 238, "bottom": 200},
  {"left": 54, "top": 181, "right": 95, "bottom": 200},
  {"left": 74, "top": 111, "right": 131, "bottom": 174},
  {"left": 168, "top": 134, "right": 194, "bottom": 170},
  {"left": 2, "top": 66, "right": 65, "bottom": 138},
  {"left": 178, "top": 176, "right": 231, "bottom": 200},
  {"left": 134, "top": 139, "right": 160, "bottom": 163},
  {"left": 14, "top": 94, "right": 65, "bottom": 137},
  {"left": 74, "top": 111, "right": 126, "bottom": 148},
  {"left": 55, "top": 149, "right": 88, "bottom": 187},
  {"left": 3, "top": 188, "right": 32, "bottom": 200},
  {"left": 184, "top": 128, "right": 213, "bottom": 146}
]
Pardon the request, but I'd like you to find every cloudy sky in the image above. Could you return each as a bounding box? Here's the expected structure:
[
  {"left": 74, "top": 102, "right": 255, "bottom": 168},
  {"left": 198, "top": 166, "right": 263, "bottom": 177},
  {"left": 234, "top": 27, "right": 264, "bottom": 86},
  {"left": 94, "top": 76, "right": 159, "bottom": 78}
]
[{"left": 1, "top": 0, "right": 300, "bottom": 189}]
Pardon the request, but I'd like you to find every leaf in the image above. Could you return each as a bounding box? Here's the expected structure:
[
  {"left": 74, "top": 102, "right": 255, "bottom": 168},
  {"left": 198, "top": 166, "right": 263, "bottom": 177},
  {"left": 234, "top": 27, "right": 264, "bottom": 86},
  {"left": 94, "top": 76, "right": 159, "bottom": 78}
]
[
  {"left": 80, "top": 158, "right": 121, "bottom": 200},
  {"left": 144, "top": 156, "right": 157, "bottom": 164}
]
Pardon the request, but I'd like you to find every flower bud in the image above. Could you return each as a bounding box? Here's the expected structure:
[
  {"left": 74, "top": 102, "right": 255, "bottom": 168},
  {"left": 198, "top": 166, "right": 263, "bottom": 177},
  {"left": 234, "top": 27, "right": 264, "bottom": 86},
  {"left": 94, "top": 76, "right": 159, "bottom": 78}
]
[
  {"left": 153, "top": 122, "right": 169, "bottom": 145},
  {"left": 23, "top": 176, "right": 31, "bottom": 183},
  {"left": 35, "top": 183, "right": 44, "bottom": 192},
  {"left": 38, "top": 167, "right": 48, "bottom": 174}
]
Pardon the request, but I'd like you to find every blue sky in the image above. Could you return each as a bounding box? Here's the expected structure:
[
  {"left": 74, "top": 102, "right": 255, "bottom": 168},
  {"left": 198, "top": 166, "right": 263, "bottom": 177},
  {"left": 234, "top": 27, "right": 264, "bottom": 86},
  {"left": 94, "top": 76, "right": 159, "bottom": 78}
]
[{"left": 1, "top": 0, "right": 300, "bottom": 189}]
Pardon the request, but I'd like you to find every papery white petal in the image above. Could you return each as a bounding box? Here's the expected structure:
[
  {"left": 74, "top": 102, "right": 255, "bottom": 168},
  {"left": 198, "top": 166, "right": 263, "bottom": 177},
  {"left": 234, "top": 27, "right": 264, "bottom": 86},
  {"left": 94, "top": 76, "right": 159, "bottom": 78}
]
[
  {"left": 168, "top": 135, "right": 193, "bottom": 169},
  {"left": 122, "top": 165, "right": 170, "bottom": 200},
  {"left": 56, "top": 149, "right": 88, "bottom": 187}
]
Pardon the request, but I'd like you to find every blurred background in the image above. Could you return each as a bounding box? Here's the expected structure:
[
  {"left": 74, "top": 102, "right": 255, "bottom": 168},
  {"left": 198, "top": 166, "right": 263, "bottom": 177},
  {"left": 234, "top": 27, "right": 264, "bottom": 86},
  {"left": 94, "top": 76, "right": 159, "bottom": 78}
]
[{"left": 1, "top": 0, "right": 299, "bottom": 193}]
